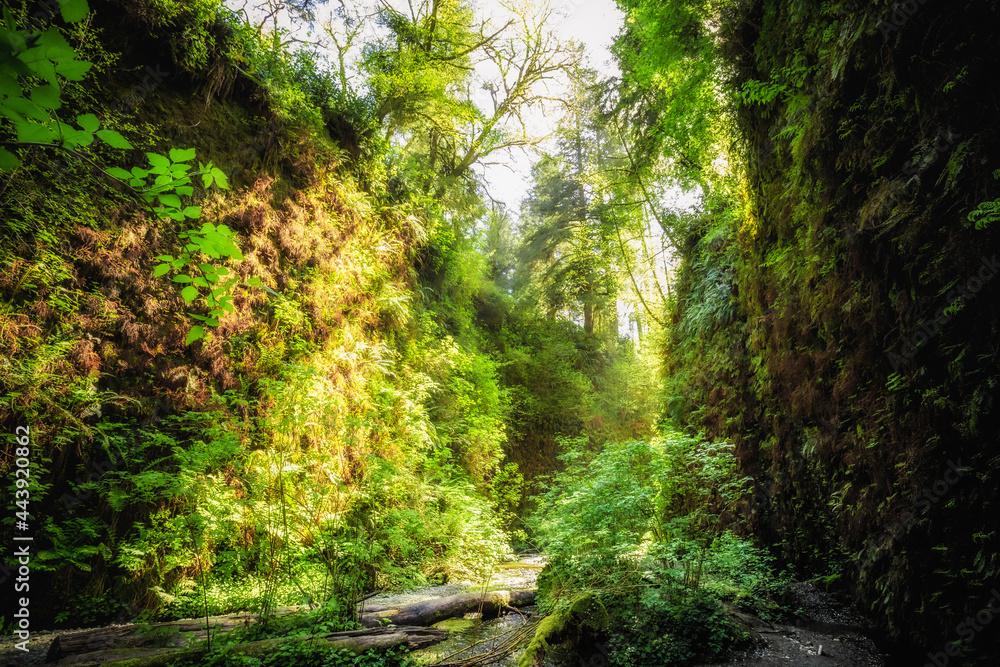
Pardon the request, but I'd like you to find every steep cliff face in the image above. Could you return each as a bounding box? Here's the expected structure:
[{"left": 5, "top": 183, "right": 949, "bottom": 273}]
[
  {"left": 0, "top": 0, "right": 516, "bottom": 625},
  {"left": 669, "top": 0, "right": 1000, "bottom": 659}
]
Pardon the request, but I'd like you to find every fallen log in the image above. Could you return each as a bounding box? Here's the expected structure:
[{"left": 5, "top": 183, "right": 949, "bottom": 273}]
[
  {"left": 360, "top": 589, "right": 536, "bottom": 628},
  {"left": 46, "top": 608, "right": 303, "bottom": 662},
  {"left": 49, "top": 626, "right": 450, "bottom": 667},
  {"left": 46, "top": 588, "right": 536, "bottom": 662}
]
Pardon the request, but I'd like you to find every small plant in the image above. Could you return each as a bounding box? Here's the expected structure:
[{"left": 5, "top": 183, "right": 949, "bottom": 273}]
[
  {"left": 967, "top": 170, "right": 1000, "bottom": 230},
  {"left": 107, "top": 148, "right": 260, "bottom": 344}
]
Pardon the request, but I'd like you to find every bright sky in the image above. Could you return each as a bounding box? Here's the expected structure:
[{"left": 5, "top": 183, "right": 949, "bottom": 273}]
[{"left": 476, "top": 0, "right": 626, "bottom": 210}]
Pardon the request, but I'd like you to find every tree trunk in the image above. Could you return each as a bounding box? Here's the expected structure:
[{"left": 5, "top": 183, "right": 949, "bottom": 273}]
[
  {"left": 48, "top": 627, "right": 450, "bottom": 667},
  {"left": 46, "top": 608, "right": 301, "bottom": 661},
  {"left": 360, "top": 589, "right": 536, "bottom": 628}
]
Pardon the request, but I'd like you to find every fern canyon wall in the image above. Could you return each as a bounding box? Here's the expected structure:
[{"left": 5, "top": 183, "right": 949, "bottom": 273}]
[{"left": 661, "top": 0, "right": 1000, "bottom": 659}]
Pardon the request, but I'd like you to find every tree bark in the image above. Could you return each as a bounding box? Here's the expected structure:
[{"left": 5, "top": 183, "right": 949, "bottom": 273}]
[
  {"left": 48, "top": 627, "right": 450, "bottom": 667},
  {"left": 359, "top": 589, "right": 536, "bottom": 627},
  {"left": 46, "top": 608, "right": 302, "bottom": 661}
]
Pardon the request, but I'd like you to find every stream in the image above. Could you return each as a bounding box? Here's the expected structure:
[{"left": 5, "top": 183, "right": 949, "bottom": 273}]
[
  {"left": 364, "top": 555, "right": 545, "bottom": 666},
  {"left": 377, "top": 555, "right": 891, "bottom": 667}
]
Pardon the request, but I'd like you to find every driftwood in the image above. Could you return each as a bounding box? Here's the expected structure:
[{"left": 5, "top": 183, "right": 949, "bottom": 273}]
[
  {"left": 360, "top": 589, "right": 536, "bottom": 628},
  {"left": 48, "top": 626, "right": 449, "bottom": 667}
]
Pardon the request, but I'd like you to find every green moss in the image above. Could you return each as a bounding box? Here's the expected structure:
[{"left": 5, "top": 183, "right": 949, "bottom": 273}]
[
  {"left": 432, "top": 618, "right": 477, "bottom": 632},
  {"left": 518, "top": 594, "right": 608, "bottom": 667}
]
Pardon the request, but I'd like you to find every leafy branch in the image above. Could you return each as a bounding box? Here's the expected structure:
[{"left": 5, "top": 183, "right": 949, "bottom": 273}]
[{"left": 1, "top": 0, "right": 257, "bottom": 345}]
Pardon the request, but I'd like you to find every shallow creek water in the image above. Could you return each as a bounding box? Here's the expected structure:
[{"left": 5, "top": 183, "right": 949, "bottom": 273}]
[{"left": 362, "top": 554, "right": 545, "bottom": 666}]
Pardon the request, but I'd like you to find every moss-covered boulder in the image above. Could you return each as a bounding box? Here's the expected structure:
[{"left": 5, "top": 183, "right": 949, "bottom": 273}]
[{"left": 519, "top": 594, "right": 609, "bottom": 667}]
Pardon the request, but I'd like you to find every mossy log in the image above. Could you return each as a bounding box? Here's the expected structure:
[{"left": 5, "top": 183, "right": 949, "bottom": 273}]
[
  {"left": 48, "top": 626, "right": 450, "bottom": 667},
  {"left": 46, "top": 608, "right": 304, "bottom": 661},
  {"left": 359, "top": 589, "right": 536, "bottom": 628}
]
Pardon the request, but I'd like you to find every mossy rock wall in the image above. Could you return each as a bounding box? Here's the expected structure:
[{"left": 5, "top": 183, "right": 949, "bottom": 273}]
[{"left": 667, "top": 0, "right": 1000, "bottom": 660}]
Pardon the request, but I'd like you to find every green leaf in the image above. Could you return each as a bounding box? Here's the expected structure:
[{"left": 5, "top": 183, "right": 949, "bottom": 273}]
[
  {"left": 210, "top": 167, "right": 229, "bottom": 189},
  {"left": 182, "top": 206, "right": 201, "bottom": 218},
  {"left": 157, "top": 193, "right": 182, "bottom": 209},
  {"left": 32, "top": 57, "right": 58, "bottom": 86},
  {"left": 0, "top": 52, "right": 31, "bottom": 78},
  {"left": 4, "top": 96, "right": 49, "bottom": 122},
  {"left": 0, "top": 72, "right": 20, "bottom": 97},
  {"left": 155, "top": 254, "right": 174, "bottom": 262},
  {"left": 0, "top": 148, "right": 19, "bottom": 170},
  {"left": 130, "top": 167, "right": 148, "bottom": 179},
  {"left": 58, "top": 0, "right": 90, "bottom": 23},
  {"left": 55, "top": 59, "right": 91, "bottom": 81},
  {"left": 189, "top": 314, "right": 208, "bottom": 322},
  {"left": 153, "top": 263, "right": 171, "bottom": 277},
  {"left": 169, "top": 147, "right": 196, "bottom": 162},
  {"left": 64, "top": 128, "right": 93, "bottom": 147},
  {"left": 76, "top": 113, "right": 100, "bottom": 133},
  {"left": 193, "top": 277, "right": 209, "bottom": 288},
  {"left": 176, "top": 186, "right": 194, "bottom": 197},
  {"left": 96, "top": 129, "right": 131, "bottom": 149},
  {"left": 16, "top": 121, "right": 57, "bottom": 144},
  {"left": 146, "top": 152, "right": 170, "bottom": 169},
  {"left": 172, "top": 275, "right": 193, "bottom": 283},
  {"left": 30, "top": 84, "right": 61, "bottom": 110},
  {"left": 105, "top": 167, "right": 131, "bottom": 180},
  {"left": 202, "top": 173, "right": 214, "bottom": 188},
  {"left": 185, "top": 326, "right": 204, "bottom": 345},
  {"left": 181, "top": 286, "right": 199, "bottom": 304},
  {"left": 38, "top": 29, "right": 75, "bottom": 61}
]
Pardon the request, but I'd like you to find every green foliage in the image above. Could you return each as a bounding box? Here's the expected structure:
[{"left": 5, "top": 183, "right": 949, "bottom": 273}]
[
  {"left": 607, "top": 588, "right": 739, "bottom": 666},
  {"left": 967, "top": 169, "right": 1000, "bottom": 230},
  {"left": 0, "top": 0, "right": 133, "bottom": 169},
  {"left": 108, "top": 148, "right": 255, "bottom": 343},
  {"left": 175, "top": 644, "right": 418, "bottom": 667},
  {"left": 530, "top": 432, "right": 774, "bottom": 664}
]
